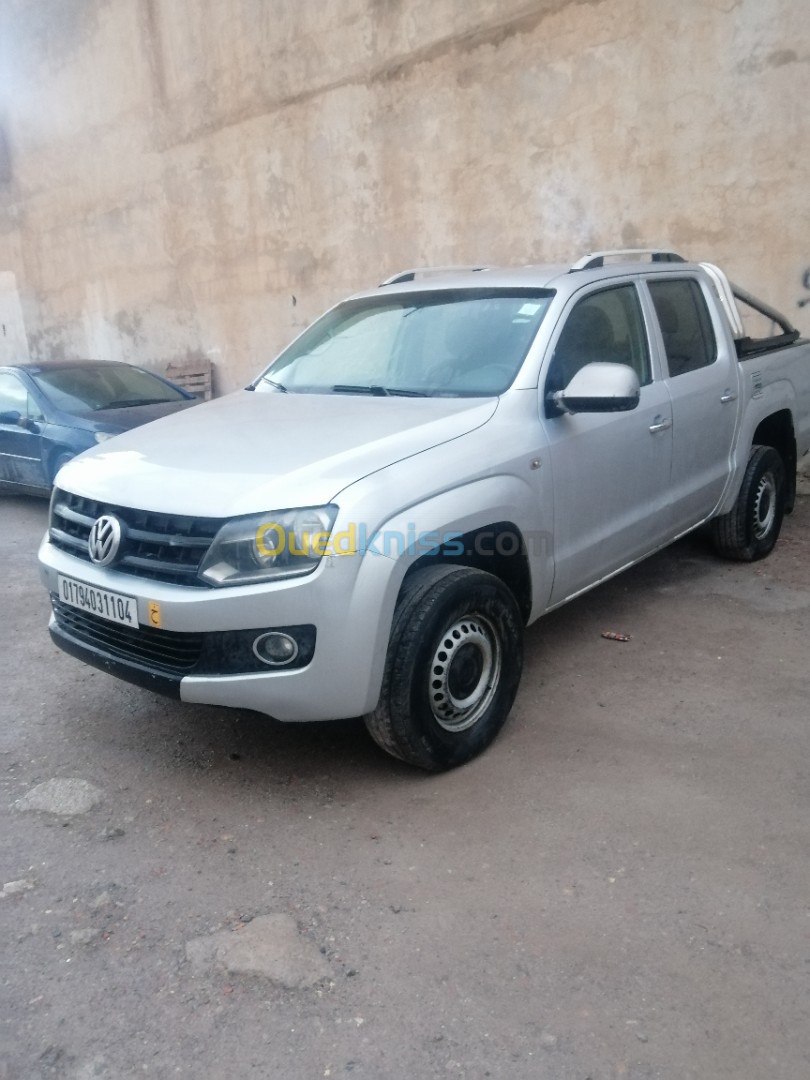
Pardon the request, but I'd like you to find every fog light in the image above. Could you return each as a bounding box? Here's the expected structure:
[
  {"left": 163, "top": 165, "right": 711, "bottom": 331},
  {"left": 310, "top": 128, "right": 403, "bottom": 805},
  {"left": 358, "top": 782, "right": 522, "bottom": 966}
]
[{"left": 252, "top": 631, "right": 299, "bottom": 667}]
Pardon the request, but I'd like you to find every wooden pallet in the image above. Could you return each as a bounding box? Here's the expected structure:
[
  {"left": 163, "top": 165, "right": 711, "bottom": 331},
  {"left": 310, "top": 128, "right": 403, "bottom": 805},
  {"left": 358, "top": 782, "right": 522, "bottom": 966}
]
[{"left": 164, "top": 358, "right": 214, "bottom": 400}]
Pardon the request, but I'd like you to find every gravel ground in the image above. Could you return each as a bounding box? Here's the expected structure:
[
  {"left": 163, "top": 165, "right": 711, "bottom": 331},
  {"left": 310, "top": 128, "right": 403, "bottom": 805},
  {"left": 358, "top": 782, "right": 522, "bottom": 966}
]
[{"left": 1, "top": 480, "right": 809, "bottom": 1080}]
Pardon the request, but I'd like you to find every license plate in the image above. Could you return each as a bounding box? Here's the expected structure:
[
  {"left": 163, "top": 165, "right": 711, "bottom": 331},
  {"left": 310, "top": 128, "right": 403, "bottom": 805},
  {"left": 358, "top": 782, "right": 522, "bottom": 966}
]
[{"left": 57, "top": 574, "right": 138, "bottom": 628}]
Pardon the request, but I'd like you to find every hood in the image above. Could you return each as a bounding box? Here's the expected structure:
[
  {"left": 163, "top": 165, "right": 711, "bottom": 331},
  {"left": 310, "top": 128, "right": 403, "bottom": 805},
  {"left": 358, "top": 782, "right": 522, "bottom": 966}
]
[
  {"left": 56, "top": 389, "right": 498, "bottom": 517},
  {"left": 74, "top": 398, "right": 198, "bottom": 432}
]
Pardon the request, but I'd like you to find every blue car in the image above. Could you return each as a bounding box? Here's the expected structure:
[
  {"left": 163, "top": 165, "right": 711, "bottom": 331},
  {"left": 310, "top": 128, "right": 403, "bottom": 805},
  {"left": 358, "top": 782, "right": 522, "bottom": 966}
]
[{"left": 0, "top": 360, "right": 200, "bottom": 495}]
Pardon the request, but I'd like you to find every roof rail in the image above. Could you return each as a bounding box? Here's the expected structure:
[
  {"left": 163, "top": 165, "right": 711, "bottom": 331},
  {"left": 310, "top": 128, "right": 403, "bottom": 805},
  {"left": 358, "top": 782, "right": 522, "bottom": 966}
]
[
  {"left": 570, "top": 249, "right": 687, "bottom": 272},
  {"left": 380, "top": 266, "right": 490, "bottom": 286}
]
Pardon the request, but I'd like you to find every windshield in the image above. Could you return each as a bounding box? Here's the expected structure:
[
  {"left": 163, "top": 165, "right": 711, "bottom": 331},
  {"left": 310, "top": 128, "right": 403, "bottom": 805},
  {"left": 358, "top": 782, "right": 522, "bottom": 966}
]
[
  {"left": 253, "top": 288, "right": 554, "bottom": 397},
  {"left": 32, "top": 364, "right": 188, "bottom": 411}
]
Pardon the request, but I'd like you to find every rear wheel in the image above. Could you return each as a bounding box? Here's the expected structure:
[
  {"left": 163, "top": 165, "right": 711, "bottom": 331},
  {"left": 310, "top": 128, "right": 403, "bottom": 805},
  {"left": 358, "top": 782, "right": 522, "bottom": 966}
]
[
  {"left": 364, "top": 564, "right": 524, "bottom": 771},
  {"left": 711, "top": 445, "right": 786, "bottom": 561}
]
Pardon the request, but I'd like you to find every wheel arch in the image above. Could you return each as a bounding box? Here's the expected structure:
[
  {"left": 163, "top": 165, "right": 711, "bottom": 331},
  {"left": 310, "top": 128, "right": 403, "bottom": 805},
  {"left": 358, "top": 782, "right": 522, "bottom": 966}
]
[
  {"left": 751, "top": 409, "right": 797, "bottom": 512},
  {"left": 719, "top": 405, "right": 797, "bottom": 516},
  {"left": 364, "top": 475, "right": 546, "bottom": 626},
  {"left": 402, "top": 520, "right": 533, "bottom": 623},
  {"left": 347, "top": 475, "right": 548, "bottom": 714},
  {"left": 47, "top": 444, "right": 77, "bottom": 484}
]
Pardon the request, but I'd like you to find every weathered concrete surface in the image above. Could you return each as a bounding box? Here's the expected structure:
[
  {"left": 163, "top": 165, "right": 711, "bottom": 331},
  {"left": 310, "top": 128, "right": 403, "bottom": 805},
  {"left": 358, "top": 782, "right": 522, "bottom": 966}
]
[
  {"left": 1, "top": 492, "right": 810, "bottom": 1077},
  {"left": 1, "top": 0, "right": 808, "bottom": 389}
]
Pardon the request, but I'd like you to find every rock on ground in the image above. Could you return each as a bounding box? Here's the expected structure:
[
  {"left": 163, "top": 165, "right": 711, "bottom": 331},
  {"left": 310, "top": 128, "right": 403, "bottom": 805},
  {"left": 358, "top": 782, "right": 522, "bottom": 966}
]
[
  {"left": 185, "top": 913, "right": 331, "bottom": 989},
  {"left": 1, "top": 879, "right": 35, "bottom": 899},
  {"left": 15, "top": 778, "right": 103, "bottom": 816}
]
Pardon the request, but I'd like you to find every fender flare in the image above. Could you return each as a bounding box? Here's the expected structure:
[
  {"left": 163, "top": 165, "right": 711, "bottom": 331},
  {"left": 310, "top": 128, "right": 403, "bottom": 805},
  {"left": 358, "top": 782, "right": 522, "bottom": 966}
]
[{"left": 343, "top": 475, "right": 552, "bottom": 711}]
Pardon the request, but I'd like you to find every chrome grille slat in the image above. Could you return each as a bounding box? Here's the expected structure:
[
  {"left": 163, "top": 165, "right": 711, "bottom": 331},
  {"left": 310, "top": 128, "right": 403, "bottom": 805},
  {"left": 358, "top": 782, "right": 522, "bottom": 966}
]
[
  {"left": 53, "top": 501, "right": 96, "bottom": 527},
  {"left": 121, "top": 554, "right": 201, "bottom": 576},
  {"left": 124, "top": 527, "right": 210, "bottom": 548},
  {"left": 49, "top": 527, "right": 88, "bottom": 553}
]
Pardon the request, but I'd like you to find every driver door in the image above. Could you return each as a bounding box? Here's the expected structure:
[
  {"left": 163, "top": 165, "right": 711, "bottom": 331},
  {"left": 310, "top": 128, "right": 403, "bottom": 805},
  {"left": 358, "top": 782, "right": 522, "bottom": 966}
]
[
  {"left": 0, "top": 371, "right": 47, "bottom": 488},
  {"left": 542, "top": 283, "right": 674, "bottom": 606}
]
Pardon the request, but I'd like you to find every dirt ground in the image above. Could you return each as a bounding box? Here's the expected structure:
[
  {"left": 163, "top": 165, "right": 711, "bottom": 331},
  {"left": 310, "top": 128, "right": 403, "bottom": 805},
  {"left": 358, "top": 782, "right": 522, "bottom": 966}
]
[{"left": 1, "top": 488, "right": 809, "bottom": 1080}]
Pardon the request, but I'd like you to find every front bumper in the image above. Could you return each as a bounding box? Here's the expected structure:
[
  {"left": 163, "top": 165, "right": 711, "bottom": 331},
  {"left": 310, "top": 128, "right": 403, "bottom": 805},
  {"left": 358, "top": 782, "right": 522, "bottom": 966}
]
[{"left": 39, "top": 534, "right": 402, "bottom": 721}]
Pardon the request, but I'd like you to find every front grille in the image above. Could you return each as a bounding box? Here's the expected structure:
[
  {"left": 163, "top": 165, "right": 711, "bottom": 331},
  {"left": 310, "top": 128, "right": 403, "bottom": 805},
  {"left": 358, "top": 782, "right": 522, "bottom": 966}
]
[
  {"left": 52, "top": 598, "right": 205, "bottom": 673},
  {"left": 49, "top": 490, "right": 223, "bottom": 587}
]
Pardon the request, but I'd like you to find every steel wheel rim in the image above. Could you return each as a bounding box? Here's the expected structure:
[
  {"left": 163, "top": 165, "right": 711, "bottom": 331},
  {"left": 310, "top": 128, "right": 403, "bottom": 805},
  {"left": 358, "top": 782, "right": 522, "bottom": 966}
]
[
  {"left": 752, "top": 472, "right": 776, "bottom": 539},
  {"left": 428, "top": 615, "right": 502, "bottom": 732}
]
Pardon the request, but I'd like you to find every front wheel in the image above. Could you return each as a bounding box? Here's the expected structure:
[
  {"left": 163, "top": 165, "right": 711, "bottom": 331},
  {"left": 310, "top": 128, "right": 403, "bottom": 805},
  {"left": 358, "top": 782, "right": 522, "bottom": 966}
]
[
  {"left": 49, "top": 450, "right": 74, "bottom": 486},
  {"left": 711, "top": 445, "right": 786, "bottom": 561},
  {"left": 364, "top": 565, "right": 524, "bottom": 771}
]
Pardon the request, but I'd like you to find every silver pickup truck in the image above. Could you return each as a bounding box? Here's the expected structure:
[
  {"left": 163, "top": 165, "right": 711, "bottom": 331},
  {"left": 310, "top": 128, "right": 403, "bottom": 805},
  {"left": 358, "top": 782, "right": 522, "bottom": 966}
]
[{"left": 38, "top": 249, "right": 810, "bottom": 770}]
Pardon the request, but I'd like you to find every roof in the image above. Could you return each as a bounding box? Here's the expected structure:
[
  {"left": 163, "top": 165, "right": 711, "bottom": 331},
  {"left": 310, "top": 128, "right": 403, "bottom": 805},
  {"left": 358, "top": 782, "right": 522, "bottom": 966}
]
[
  {"left": 3, "top": 359, "right": 130, "bottom": 374},
  {"left": 355, "top": 249, "right": 705, "bottom": 300}
]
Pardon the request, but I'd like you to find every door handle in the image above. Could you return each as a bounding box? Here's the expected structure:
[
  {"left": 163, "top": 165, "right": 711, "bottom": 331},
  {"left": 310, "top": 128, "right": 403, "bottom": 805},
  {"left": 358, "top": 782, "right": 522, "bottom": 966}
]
[
  {"left": 649, "top": 416, "right": 672, "bottom": 433},
  {"left": 720, "top": 390, "right": 738, "bottom": 403}
]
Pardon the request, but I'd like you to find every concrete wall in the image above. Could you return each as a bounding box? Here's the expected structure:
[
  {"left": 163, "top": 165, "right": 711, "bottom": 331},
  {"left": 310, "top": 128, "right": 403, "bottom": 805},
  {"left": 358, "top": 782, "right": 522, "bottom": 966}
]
[{"left": 1, "top": 0, "right": 808, "bottom": 392}]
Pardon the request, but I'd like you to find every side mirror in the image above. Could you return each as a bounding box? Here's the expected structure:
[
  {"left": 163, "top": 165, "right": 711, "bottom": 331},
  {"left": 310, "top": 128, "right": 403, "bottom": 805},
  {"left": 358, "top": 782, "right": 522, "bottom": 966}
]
[
  {"left": 0, "top": 409, "right": 22, "bottom": 425},
  {"left": 553, "top": 362, "right": 640, "bottom": 414}
]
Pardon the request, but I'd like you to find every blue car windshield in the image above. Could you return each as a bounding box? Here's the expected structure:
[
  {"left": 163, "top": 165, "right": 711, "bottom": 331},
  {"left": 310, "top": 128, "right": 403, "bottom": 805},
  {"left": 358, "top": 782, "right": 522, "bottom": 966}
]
[
  {"left": 32, "top": 364, "right": 187, "bottom": 411},
  {"left": 253, "top": 288, "right": 554, "bottom": 397}
]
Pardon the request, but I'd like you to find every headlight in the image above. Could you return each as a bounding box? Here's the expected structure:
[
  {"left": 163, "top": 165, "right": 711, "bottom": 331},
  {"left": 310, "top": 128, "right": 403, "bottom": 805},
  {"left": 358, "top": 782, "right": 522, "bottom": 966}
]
[{"left": 198, "top": 505, "right": 339, "bottom": 586}]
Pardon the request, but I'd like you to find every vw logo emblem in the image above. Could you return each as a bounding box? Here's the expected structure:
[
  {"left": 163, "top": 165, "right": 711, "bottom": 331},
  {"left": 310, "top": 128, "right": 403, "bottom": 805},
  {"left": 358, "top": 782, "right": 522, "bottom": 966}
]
[{"left": 88, "top": 515, "right": 123, "bottom": 566}]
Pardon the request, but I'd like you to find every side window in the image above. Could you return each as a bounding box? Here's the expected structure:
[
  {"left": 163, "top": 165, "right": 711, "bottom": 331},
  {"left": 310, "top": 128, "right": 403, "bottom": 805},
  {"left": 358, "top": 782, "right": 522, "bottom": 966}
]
[
  {"left": 649, "top": 278, "right": 717, "bottom": 377},
  {"left": 0, "top": 372, "right": 29, "bottom": 416},
  {"left": 27, "top": 392, "right": 44, "bottom": 421},
  {"left": 546, "top": 284, "right": 651, "bottom": 402}
]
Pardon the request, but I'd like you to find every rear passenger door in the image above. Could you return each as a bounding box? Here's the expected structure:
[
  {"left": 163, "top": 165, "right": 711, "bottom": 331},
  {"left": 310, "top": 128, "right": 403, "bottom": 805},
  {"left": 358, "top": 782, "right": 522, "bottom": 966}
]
[
  {"left": 543, "top": 282, "right": 674, "bottom": 606},
  {"left": 646, "top": 276, "right": 739, "bottom": 531}
]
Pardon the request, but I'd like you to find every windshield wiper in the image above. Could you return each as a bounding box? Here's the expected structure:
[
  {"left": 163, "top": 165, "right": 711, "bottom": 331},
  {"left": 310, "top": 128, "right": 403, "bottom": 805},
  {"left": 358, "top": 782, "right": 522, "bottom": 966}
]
[
  {"left": 330, "top": 385, "right": 428, "bottom": 397},
  {"left": 101, "top": 398, "right": 163, "bottom": 409},
  {"left": 252, "top": 377, "right": 288, "bottom": 393},
  {"left": 332, "top": 384, "right": 390, "bottom": 396}
]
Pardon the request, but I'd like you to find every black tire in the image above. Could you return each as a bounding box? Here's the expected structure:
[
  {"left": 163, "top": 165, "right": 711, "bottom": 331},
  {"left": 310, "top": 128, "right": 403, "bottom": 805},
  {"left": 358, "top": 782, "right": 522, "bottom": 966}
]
[
  {"left": 364, "top": 564, "right": 524, "bottom": 771},
  {"left": 711, "top": 445, "right": 786, "bottom": 562}
]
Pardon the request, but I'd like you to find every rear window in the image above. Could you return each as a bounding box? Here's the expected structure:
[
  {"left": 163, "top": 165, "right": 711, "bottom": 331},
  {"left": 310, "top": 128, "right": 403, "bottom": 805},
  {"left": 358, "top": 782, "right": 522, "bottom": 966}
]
[{"left": 649, "top": 279, "right": 717, "bottom": 377}]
